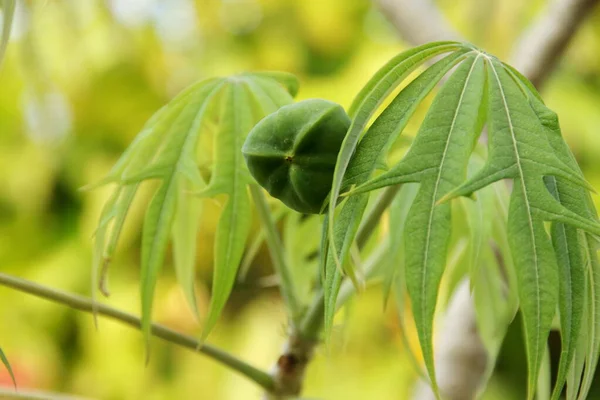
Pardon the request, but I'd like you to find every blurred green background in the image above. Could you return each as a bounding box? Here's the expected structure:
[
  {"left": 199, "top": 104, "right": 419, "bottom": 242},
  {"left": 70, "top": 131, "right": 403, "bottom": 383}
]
[{"left": 0, "top": 1, "right": 599, "bottom": 399}]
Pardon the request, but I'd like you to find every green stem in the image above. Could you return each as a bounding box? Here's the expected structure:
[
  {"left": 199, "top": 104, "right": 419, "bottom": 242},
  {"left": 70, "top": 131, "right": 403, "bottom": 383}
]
[
  {"left": 0, "top": 272, "right": 275, "bottom": 392},
  {"left": 299, "top": 292, "right": 324, "bottom": 340},
  {"left": 299, "top": 239, "right": 388, "bottom": 339},
  {"left": 300, "top": 185, "right": 400, "bottom": 339},
  {"left": 250, "top": 184, "right": 301, "bottom": 324}
]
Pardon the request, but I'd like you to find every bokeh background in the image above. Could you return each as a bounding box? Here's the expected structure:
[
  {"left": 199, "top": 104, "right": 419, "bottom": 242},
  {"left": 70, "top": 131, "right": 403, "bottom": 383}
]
[{"left": 0, "top": 0, "right": 600, "bottom": 399}]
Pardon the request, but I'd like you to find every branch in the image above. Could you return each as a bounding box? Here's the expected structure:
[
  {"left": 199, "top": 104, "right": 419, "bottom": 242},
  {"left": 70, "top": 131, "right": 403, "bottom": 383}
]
[
  {"left": 374, "top": 0, "right": 460, "bottom": 44},
  {"left": 268, "top": 187, "right": 400, "bottom": 398},
  {"left": 0, "top": 272, "right": 275, "bottom": 393},
  {"left": 510, "top": 0, "right": 600, "bottom": 88}
]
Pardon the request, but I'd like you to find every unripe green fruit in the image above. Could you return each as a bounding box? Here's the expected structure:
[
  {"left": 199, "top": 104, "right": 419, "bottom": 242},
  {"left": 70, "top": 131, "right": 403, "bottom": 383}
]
[{"left": 242, "top": 99, "right": 351, "bottom": 214}]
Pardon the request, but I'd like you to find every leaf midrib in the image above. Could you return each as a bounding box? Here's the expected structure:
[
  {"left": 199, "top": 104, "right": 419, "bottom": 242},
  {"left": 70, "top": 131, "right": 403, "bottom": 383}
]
[
  {"left": 489, "top": 60, "right": 541, "bottom": 370},
  {"left": 225, "top": 86, "right": 245, "bottom": 269},
  {"left": 145, "top": 83, "right": 222, "bottom": 302},
  {"left": 420, "top": 54, "right": 481, "bottom": 330},
  {"left": 329, "top": 44, "right": 464, "bottom": 270}
]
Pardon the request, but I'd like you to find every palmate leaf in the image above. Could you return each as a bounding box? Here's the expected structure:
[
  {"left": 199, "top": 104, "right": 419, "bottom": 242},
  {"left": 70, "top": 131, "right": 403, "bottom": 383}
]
[
  {"left": 524, "top": 94, "right": 600, "bottom": 400},
  {"left": 90, "top": 73, "right": 296, "bottom": 352},
  {"left": 446, "top": 61, "right": 600, "bottom": 399},
  {"left": 353, "top": 53, "right": 487, "bottom": 392},
  {"left": 325, "top": 41, "right": 467, "bottom": 275},
  {"left": 346, "top": 45, "right": 600, "bottom": 398},
  {"left": 322, "top": 44, "right": 472, "bottom": 340},
  {"left": 198, "top": 82, "right": 254, "bottom": 339}
]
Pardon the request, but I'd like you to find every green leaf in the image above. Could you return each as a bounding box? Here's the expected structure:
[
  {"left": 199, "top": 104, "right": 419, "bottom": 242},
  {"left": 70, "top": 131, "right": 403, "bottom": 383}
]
[
  {"left": 544, "top": 178, "right": 585, "bottom": 400},
  {"left": 0, "top": 0, "right": 15, "bottom": 69},
  {"left": 321, "top": 43, "right": 600, "bottom": 397},
  {"left": 465, "top": 161, "right": 516, "bottom": 389},
  {"left": 538, "top": 345, "right": 552, "bottom": 400},
  {"left": 200, "top": 82, "right": 255, "bottom": 340},
  {"left": 328, "top": 41, "right": 468, "bottom": 279},
  {"left": 353, "top": 54, "right": 487, "bottom": 391},
  {"left": 172, "top": 176, "right": 205, "bottom": 320},
  {"left": 238, "top": 206, "right": 286, "bottom": 282},
  {"left": 91, "top": 71, "right": 297, "bottom": 356},
  {"left": 577, "top": 234, "right": 600, "bottom": 400},
  {"left": 322, "top": 48, "right": 470, "bottom": 340},
  {"left": 283, "top": 212, "right": 321, "bottom": 302},
  {"left": 138, "top": 81, "right": 224, "bottom": 351},
  {"left": 244, "top": 71, "right": 300, "bottom": 98},
  {"left": 0, "top": 346, "right": 15, "bottom": 388},
  {"left": 323, "top": 194, "right": 369, "bottom": 338},
  {"left": 518, "top": 85, "right": 599, "bottom": 400},
  {"left": 347, "top": 41, "right": 466, "bottom": 118},
  {"left": 567, "top": 314, "right": 588, "bottom": 399},
  {"left": 242, "top": 74, "right": 295, "bottom": 111},
  {"left": 388, "top": 184, "right": 425, "bottom": 378},
  {"left": 88, "top": 80, "right": 216, "bottom": 303},
  {"left": 439, "top": 59, "right": 600, "bottom": 399},
  {"left": 384, "top": 184, "right": 418, "bottom": 305}
]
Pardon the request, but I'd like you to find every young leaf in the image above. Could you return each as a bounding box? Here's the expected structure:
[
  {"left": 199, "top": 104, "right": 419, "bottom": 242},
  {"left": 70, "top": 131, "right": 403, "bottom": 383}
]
[
  {"left": 384, "top": 184, "right": 419, "bottom": 306},
  {"left": 538, "top": 345, "right": 552, "bottom": 400},
  {"left": 577, "top": 234, "right": 600, "bottom": 400},
  {"left": 322, "top": 48, "right": 470, "bottom": 339},
  {"left": 327, "top": 41, "right": 468, "bottom": 278},
  {"left": 323, "top": 194, "right": 369, "bottom": 338},
  {"left": 439, "top": 59, "right": 600, "bottom": 398},
  {"left": 90, "top": 70, "right": 298, "bottom": 356},
  {"left": 545, "top": 176, "right": 585, "bottom": 400},
  {"left": 238, "top": 206, "right": 286, "bottom": 282},
  {"left": 90, "top": 87, "right": 200, "bottom": 319},
  {"left": 199, "top": 83, "right": 255, "bottom": 340},
  {"left": 352, "top": 54, "right": 487, "bottom": 390},
  {"left": 172, "top": 176, "right": 205, "bottom": 320},
  {"left": 567, "top": 312, "right": 588, "bottom": 399},
  {"left": 510, "top": 72, "right": 600, "bottom": 400},
  {"left": 388, "top": 184, "right": 425, "bottom": 378},
  {"left": 243, "top": 71, "right": 300, "bottom": 99},
  {"left": 283, "top": 212, "right": 321, "bottom": 302},
  {"left": 0, "top": 346, "right": 15, "bottom": 388},
  {"left": 242, "top": 74, "right": 295, "bottom": 111},
  {"left": 138, "top": 81, "right": 225, "bottom": 352}
]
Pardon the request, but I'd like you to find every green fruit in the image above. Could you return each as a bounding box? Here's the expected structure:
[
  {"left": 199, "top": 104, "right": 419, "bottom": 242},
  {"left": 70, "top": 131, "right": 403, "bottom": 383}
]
[{"left": 242, "top": 99, "right": 351, "bottom": 214}]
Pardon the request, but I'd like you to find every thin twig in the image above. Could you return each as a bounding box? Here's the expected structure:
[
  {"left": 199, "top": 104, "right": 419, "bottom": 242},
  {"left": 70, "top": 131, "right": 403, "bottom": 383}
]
[
  {"left": 374, "top": 0, "right": 460, "bottom": 44},
  {"left": 510, "top": 0, "right": 600, "bottom": 88},
  {"left": 0, "top": 272, "right": 275, "bottom": 393}
]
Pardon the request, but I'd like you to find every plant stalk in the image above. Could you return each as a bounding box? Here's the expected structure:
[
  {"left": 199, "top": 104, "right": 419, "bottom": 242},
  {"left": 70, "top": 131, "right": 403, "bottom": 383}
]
[
  {"left": 301, "top": 186, "right": 399, "bottom": 338},
  {"left": 268, "top": 186, "right": 400, "bottom": 398},
  {"left": 250, "top": 184, "right": 302, "bottom": 324},
  {"left": 0, "top": 272, "right": 275, "bottom": 393}
]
